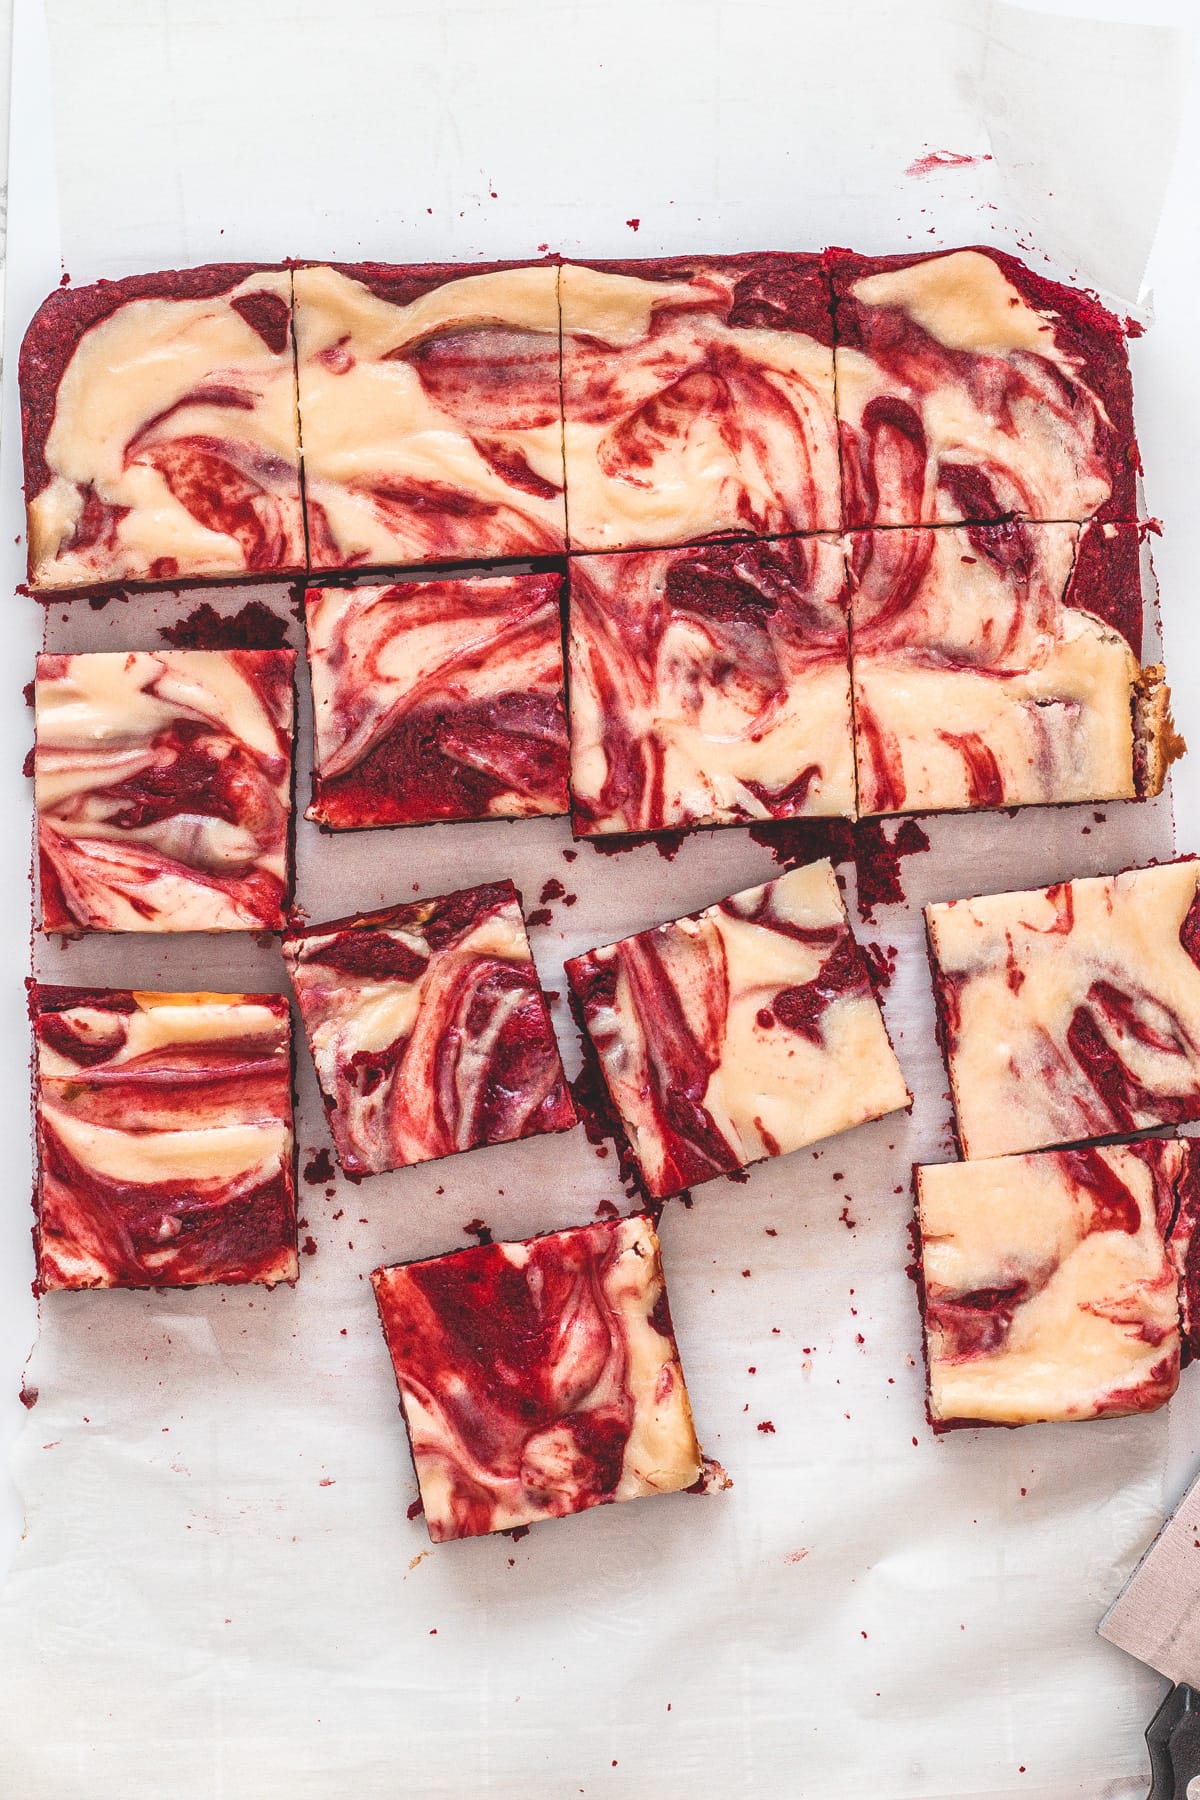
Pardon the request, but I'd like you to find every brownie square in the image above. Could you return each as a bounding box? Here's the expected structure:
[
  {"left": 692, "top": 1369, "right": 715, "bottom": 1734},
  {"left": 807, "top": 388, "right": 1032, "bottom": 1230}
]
[
  {"left": 916, "top": 1141, "right": 1190, "bottom": 1429},
  {"left": 849, "top": 520, "right": 1178, "bottom": 816},
  {"left": 34, "top": 649, "right": 295, "bottom": 933},
  {"left": 292, "top": 260, "right": 566, "bottom": 571},
  {"left": 829, "top": 245, "right": 1138, "bottom": 529},
  {"left": 927, "top": 861, "right": 1200, "bottom": 1160},
  {"left": 372, "top": 1213, "right": 703, "bottom": 1540},
  {"left": 21, "top": 265, "right": 305, "bottom": 593},
  {"left": 560, "top": 253, "right": 839, "bottom": 551},
  {"left": 305, "top": 572, "right": 569, "bottom": 828},
  {"left": 567, "top": 535, "right": 855, "bottom": 835},
  {"left": 34, "top": 986, "right": 297, "bottom": 1291},
  {"left": 566, "top": 859, "right": 909, "bottom": 1198},
  {"left": 283, "top": 881, "right": 576, "bottom": 1177}
]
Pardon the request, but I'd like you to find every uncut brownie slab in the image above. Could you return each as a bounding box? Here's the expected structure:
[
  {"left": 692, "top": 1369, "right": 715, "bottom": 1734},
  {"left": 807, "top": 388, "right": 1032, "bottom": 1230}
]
[
  {"left": 850, "top": 520, "right": 1179, "bottom": 816},
  {"left": 567, "top": 534, "right": 854, "bottom": 835},
  {"left": 305, "top": 572, "right": 568, "bottom": 828},
  {"left": 292, "top": 260, "right": 566, "bottom": 571},
  {"left": 566, "top": 859, "right": 909, "bottom": 1199},
  {"left": 560, "top": 253, "right": 839, "bottom": 552},
  {"left": 283, "top": 881, "right": 576, "bottom": 1177},
  {"left": 927, "top": 861, "right": 1200, "bottom": 1161},
  {"left": 21, "top": 266, "right": 305, "bottom": 592},
  {"left": 33, "top": 986, "right": 297, "bottom": 1291},
  {"left": 829, "top": 245, "right": 1138, "bottom": 529},
  {"left": 915, "top": 1141, "right": 1194, "bottom": 1430},
  {"left": 372, "top": 1213, "right": 702, "bottom": 1541},
  {"left": 34, "top": 649, "right": 295, "bottom": 933}
]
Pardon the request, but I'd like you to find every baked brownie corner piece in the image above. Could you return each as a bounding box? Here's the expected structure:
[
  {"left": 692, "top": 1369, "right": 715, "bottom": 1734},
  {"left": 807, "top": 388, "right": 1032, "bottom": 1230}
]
[
  {"left": 291, "top": 259, "right": 566, "bottom": 572},
  {"left": 849, "top": 518, "right": 1181, "bottom": 816},
  {"left": 34, "top": 647, "right": 295, "bottom": 933},
  {"left": 306, "top": 571, "right": 569, "bottom": 828},
  {"left": 282, "top": 880, "right": 575, "bottom": 1177},
  {"left": 33, "top": 985, "right": 297, "bottom": 1291},
  {"left": 829, "top": 244, "right": 1137, "bottom": 529},
  {"left": 567, "top": 534, "right": 855, "bottom": 835},
  {"left": 371, "top": 1212, "right": 703, "bottom": 1540},
  {"left": 565, "top": 858, "right": 909, "bottom": 1199},
  {"left": 926, "top": 860, "right": 1200, "bottom": 1161},
  {"left": 21, "top": 264, "right": 304, "bottom": 593},
  {"left": 916, "top": 1142, "right": 1185, "bottom": 1430},
  {"left": 560, "top": 251, "right": 838, "bottom": 552}
]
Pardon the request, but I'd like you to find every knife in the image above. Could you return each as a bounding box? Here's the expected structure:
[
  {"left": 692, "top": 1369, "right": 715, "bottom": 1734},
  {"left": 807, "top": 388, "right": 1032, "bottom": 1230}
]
[{"left": 1099, "top": 1467, "right": 1200, "bottom": 1799}]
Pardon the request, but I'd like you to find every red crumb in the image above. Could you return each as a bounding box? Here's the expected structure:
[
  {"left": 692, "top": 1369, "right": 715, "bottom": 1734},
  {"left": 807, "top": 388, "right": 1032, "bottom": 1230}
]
[
  {"left": 301, "top": 1237, "right": 317, "bottom": 1256},
  {"left": 626, "top": 218, "right": 640, "bottom": 231},
  {"left": 159, "top": 600, "right": 290, "bottom": 649},
  {"left": 18, "top": 1387, "right": 37, "bottom": 1410},
  {"left": 863, "top": 942, "right": 898, "bottom": 993},
  {"left": 539, "top": 878, "right": 566, "bottom": 905},
  {"left": 526, "top": 908, "right": 552, "bottom": 928},
  {"left": 839, "top": 1204, "right": 857, "bottom": 1229},
  {"left": 303, "top": 1147, "right": 336, "bottom": 1185},
  {"left": 587, "top": 829, "right": 687, "bottom": 862},
  {"left": 784, "top": 1549, "right": 808, "bottom": 1564},
  {"left": 757, "top": 1420, "right": 776, "bottom": 1435},
  {"left": 904, "top": 148, "right": 993, "bottom": 178},
  {"left": 319, "top": 1478, "right": 335, "bottom": 1488},
  {"left": 463, "top": 1219, "right": 494, "bottom": 1246},
  {"left": 407, "top": 1498, "right": 424, "bottom": 1521},
  {"left": 746, "top": 817, "right": 930, "bottom": 922}
]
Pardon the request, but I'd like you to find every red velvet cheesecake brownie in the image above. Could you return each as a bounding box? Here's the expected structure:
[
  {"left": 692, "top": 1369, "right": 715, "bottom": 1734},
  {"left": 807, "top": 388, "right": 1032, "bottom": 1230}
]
[
  {"left": 567, "top": 534, "right": 854, "bottom": 835},
  {"left": 372, "top": 1213, "right": 702, "bottom": 1540},
  {"left": 560, "top": 253, "right": 839, "bottom": 551},
  {"left": 292, "top": 260, "right": 566, "bottom": 570},
  {"left": 829, "top": 246, "right": 1138, "bottom": 529},
  {"left": 21, "top": 266, "right": 304, "bottom": 592},
  {"left": 927, "top": 861, "right": 1200, "bottom": 1160},
  {"left": 850, "top": 520, "right": 1178, "bottom": 816},
  {"left": 34, "top": 986, "right": 297, "bottom": 1291},
  {"left": 305, "top": 572, "right": 568, "bottom": 828},
  {"left": 916, "top": 1141, "right": 1191, "bottom": 1429},
  {"left": 34, "top": 649, "right": 295, "bottom": 933},
  {"left": 566, "top": 860, "right": 909, "bottom": 1199},
  {"left": 283, "top": 881, "right": 576, "bottom": 1177}
]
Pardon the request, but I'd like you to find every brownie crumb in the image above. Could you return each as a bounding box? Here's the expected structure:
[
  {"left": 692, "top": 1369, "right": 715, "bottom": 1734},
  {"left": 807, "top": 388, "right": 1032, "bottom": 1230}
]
[
  {"left": 159, "top": 600, "right": 290, "bottom": 650},
  {"left": 303, "top": 1147, "right": 336, "bottom": 1185}
]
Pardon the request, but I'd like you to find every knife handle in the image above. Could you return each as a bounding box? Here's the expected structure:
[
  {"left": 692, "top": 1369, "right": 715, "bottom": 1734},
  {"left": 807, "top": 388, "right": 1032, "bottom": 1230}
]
[{"left": 1146, "top": 1683, "right": 1200, "bottom": 1798}]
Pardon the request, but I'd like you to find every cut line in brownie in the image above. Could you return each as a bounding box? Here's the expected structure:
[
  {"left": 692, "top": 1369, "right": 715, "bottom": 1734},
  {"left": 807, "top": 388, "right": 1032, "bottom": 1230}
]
[
  {"left": 829, "top": 245, "right": 1138, "bottom": 530},
  {"left": 926, "top": 860, "right": 1200, "bottom": 1161},
  {"left": 849, "top": 519, "right": 1180, "bottom": 816},
  {"left": 21, "top": 265, "right": 305, "bottom": 593},
  {"left": 305, "top": 571, "right": 569, "bottom": 827},
  {"left": 34, "top": 648, "right": 295, "bottom": 933},
  {"left": 33, "top": 985, "right": 297, "bottom": 1291},
  {"left": 372, "top": 1212, "right": 703, "bottom": 1540},
  {"left": 560, "top": 253, "right": 839, "bottom": 552},
  {"left": 915, "top": 1140, "right": 1192, "bottom": 1431},
  {"left": 292, "top": 260, "right": 566, "bottom": 573},
  {"left": 565, "top": 859, "right": 910, "bottom": 1199},
  {"left": 282, "top": 880, "right": 577, "bottom": 1177},
  {"left": 567, "top": 533, "right": 855, "bottom": 835}
]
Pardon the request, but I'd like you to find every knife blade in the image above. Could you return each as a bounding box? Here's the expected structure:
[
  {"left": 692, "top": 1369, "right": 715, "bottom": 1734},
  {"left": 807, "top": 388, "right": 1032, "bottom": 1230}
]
[{"left": 1099, "top": 1467, "right": 1200, "bottom": 1799}]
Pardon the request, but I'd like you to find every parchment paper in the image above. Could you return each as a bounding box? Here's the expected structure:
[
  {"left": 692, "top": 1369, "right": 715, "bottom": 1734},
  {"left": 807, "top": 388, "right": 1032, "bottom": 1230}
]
[{"left": 0, "top": 2, "right": 1192, "bottom": 1795}]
